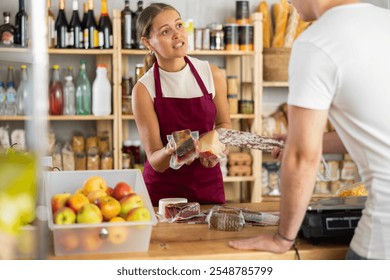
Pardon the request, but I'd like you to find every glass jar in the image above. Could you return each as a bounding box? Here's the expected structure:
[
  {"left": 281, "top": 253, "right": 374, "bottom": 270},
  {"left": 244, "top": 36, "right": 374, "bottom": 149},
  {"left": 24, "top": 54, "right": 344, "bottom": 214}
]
[{"left": 239, "top": 100, "right": 254, "bottom": 114}]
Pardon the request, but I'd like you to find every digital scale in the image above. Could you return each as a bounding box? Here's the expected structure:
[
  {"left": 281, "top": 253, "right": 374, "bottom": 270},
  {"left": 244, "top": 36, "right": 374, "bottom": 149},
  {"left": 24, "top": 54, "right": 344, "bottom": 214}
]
[{"left": 300, "top": 196, "right": 367, "bottom": 244}]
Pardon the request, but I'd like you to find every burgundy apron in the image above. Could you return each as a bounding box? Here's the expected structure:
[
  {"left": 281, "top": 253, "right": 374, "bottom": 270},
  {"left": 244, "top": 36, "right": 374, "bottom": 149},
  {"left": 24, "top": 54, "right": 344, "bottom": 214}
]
[{"left": 143, "top": 56, "right": 225, "bottom": 206}]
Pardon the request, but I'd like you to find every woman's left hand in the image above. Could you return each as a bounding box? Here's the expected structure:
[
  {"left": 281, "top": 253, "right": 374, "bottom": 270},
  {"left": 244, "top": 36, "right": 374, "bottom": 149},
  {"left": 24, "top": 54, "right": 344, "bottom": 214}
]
[{"left": 200, "top": 157, "right": 219, "bottom": 168}]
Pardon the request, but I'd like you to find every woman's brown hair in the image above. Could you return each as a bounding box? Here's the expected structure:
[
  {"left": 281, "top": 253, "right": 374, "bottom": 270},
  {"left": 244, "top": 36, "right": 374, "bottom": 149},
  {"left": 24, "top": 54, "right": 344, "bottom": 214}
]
[{"left": 137, "top": 3, "right": 181, "bottom": 71}]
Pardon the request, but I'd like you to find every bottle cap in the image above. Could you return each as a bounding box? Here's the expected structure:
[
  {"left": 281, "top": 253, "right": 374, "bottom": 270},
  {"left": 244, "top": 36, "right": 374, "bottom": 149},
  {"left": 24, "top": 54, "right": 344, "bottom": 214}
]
[
  {"left": 52, "top": 64, "right": 59, "bottom": 70},
  {"left": 132, "top": 140, "right": 141, "bottom": 146},
  {"left": 21, "top": 65, "right": 27, "bottom": 69},
  {"left": 97, "top": 63, "right": 107, "bottom": 68}
]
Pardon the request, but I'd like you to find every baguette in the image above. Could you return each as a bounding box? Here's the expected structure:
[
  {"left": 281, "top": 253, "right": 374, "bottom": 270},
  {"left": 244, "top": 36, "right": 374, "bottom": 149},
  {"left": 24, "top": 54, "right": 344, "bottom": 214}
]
[
  {"left": 294, "top": 18, "right": 312, "bottom": 39},
  {"left": 283, "top": 5, "right": 299, "bottom": 47},
  {"left": 271, "top": 0, "right": 289, "bottom": 48},
  {"left": 257, "top": 0, "right": 272, "bottom": 48}
]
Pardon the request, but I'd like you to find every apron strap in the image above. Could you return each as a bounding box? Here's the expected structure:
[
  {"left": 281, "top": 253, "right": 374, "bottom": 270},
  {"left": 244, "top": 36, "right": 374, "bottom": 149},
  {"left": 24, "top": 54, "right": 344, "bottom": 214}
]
[{"left": 153, "top": 57, "right": 211, "bottom": 99}]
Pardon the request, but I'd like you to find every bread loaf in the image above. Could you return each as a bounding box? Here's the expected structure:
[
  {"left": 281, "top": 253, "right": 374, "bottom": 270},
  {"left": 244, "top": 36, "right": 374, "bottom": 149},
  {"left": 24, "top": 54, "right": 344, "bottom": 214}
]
[
  {"left": 271, "top": 0, "right": 289, "bottom": 48},
  {"left": 283, "top": 5, "right": 299, "bottom": 47},
  {"left": 257, "top": 0, "right": 272, "bottom": 48},
  {"left": 294, "top": 18, "right": 312, "bottom": 40}
]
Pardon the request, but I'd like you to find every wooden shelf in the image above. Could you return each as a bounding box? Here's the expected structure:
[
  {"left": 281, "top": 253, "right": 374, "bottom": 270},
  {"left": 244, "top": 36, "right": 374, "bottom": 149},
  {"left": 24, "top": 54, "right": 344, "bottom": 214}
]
[
  {"left": 0, "top": 47, "right": 33, "bottom": 63},
  {"left": 263, "top": 81, "right": 289, "bottom": 87},
  {"left": 48, "top": 48, "right": 114, "bottom": 55},
  {"left": 0, "top": 115, "right": 115, "bottom": 121},
  {"left": 47, "top": 115, "right": 115, "bottom": 121},
  {"left": 223, "top": 176, "right": 255, "bottom": 182},
  {"left": 121, "top": 49, "right": 255, "bottom": 56}
]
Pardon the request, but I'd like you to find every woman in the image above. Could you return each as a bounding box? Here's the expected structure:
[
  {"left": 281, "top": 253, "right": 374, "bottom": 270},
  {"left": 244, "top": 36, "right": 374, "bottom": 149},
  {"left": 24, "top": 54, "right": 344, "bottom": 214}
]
[{"left": 132, "top": 3, "right": 231, "bottom": 206}]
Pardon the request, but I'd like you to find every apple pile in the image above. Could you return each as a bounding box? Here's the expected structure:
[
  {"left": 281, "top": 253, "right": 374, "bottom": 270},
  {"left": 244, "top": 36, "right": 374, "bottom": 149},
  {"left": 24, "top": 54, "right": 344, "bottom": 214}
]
[{"left": 51, "top": 175, "right": 151, "bottom": 225}]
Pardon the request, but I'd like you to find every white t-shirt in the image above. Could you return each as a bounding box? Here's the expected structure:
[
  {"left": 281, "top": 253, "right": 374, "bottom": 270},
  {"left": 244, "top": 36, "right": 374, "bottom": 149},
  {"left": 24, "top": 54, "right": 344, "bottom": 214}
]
[
  {"left": 139, "top": 56, "right": 215, "bottom": 100},
  {"left": 288, "top": 3, "right": 390, "bottom": 259}
]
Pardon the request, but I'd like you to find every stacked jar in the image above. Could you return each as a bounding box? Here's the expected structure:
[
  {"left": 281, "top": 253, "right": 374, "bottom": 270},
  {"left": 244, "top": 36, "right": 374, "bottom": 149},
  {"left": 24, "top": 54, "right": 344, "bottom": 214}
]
[{"left": 227, "top": 75, "right": 239, "bottom": 114}]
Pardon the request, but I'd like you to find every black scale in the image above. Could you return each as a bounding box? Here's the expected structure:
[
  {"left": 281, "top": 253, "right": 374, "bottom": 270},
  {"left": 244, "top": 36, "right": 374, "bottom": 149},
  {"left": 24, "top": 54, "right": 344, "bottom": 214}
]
[{"left": 300, "top": 196, "right": 366, "bottom": 244}]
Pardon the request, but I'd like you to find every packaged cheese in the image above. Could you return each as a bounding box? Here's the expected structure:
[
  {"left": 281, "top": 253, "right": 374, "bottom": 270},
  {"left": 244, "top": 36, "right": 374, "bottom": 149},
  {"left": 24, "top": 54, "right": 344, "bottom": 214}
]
[{"left": 198, "top": 129, "right": 226, "bottom": 160}]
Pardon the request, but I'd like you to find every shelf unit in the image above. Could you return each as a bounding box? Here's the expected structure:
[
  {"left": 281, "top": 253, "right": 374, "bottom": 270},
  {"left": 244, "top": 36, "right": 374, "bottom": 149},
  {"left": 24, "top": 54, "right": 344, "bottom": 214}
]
[
  {"left": 1, "top": 9, "right": 265, "bottom": 202},
  {"left": 117, "top": 11, "right": 263, "bottom": 202}
]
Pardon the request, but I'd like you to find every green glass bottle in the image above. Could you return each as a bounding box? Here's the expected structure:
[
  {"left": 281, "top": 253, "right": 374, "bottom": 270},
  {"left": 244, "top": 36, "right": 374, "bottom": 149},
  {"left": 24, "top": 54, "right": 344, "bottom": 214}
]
[{"left": 76, "top": 60, "right": 91, "bottom": 115}]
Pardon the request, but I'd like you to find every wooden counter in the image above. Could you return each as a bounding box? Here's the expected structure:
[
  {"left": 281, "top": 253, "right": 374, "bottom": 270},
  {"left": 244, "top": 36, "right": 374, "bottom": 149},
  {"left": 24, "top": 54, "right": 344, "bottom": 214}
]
[{"left": 48, "top": 202, "right": 348, "bottom": 260}]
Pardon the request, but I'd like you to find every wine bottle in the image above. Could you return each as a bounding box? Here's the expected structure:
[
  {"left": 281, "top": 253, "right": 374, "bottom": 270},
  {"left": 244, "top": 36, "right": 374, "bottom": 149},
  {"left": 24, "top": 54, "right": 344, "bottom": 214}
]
[
  {"left": 82, "top": 2, "right": 88, "bottom": 30},
  {"left": 47, "top": 0, "right": 55, "bottom": 48},
  {"left": 121, "top": 0, "right": 132, "bottom": 49},
  {"left": 55, "top": 0, "right": 68, "bottom": 48},
  {"left": 98, "top": 0, "right": 112, "bottom": 49},
  {"left": 132, "top": 1, "right": 144, "bottom": 49},
  {"left": 69, "top": 0, "right": 83, "bottom": 48},
  {"left": 83, "top": 0, "right": 99, "bottom": 49},
  {"left": 15, "top": 0, "right": 29, "bottom": 47},
  {"left": 0, "top": 12, "right": 15, "bottom": 46}
]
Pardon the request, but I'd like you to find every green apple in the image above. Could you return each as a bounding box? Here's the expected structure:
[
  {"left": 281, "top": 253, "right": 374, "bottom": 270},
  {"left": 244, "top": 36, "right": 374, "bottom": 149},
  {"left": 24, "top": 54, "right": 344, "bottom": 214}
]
[
  {"left": 126, "top": 206, "right": 151, "bottom": 222},
  {"left": 76, "top": 203, "right": 103, "bottom": 224},
  {"left": 119, "top": 193, "right": 144, "bottom": 218},
  {"left": 54, "top": 207, "right": 76, "bottom": 225}
]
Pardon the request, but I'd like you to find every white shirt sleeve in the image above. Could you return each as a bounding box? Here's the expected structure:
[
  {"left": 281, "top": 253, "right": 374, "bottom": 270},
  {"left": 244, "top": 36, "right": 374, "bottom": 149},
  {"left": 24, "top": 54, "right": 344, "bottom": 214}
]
[{"left": 288, "top": 41, "right": 339, "bottom": 110}]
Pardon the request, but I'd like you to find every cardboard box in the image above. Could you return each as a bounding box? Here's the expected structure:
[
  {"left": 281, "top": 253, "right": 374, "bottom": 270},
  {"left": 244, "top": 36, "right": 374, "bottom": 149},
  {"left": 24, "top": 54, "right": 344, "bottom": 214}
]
[{"left": 45, "top": 169, "right": 157, "bottom": 256}]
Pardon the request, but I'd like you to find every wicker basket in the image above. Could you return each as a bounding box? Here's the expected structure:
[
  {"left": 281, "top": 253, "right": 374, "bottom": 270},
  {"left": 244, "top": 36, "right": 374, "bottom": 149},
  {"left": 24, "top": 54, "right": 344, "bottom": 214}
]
[{"left": 263, "top": 48, "right": 291, "bottom": 82}]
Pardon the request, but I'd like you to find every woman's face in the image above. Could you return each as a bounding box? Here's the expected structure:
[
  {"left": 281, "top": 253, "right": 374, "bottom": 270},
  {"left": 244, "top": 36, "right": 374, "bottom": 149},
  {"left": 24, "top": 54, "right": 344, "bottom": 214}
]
[{"left": 146, "top": 9, "right": 188, "bottom": 59}]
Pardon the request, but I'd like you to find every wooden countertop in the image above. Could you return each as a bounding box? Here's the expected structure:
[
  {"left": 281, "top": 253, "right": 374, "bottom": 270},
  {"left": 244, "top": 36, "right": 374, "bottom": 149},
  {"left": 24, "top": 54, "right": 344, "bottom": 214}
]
[{"left": 48, "top": 202, "right": 348, "bottom": 260}]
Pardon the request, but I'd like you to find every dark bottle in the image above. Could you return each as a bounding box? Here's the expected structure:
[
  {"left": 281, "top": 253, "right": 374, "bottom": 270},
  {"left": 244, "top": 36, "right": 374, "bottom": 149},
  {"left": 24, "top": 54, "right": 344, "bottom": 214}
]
[
  {"left": 55, "top": 0, "right": 68, "bottom": 48},
  {"left": 14, "top": 0, "right": 29, "bottom": 47},
  {"left": 49, "top": 65, "right": 64, "bottom": 115},
  {"left": 0, "top": 12, "right": 15, "bottom": 46},
  {"left": 98, "top": 0, "right": 112, "bottom": 49},
  {"left": 121, "top": 0, "right": 132, "bottom": 49},
  {"left": 131, "top": 1, "right": 144, "bottom": 49},
  {"left": 83, "top": 0, "right": 99, "bottom": 49},
  {"left": 81, "top": 2, "right": 88, "bottom": 30},
  {"left": 68, "top": 0, "right": 83, "bottom": 48}
]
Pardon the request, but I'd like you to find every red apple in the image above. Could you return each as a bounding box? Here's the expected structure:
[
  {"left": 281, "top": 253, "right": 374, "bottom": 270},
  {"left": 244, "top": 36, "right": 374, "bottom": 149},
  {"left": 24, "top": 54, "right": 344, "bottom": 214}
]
[
  {"left": 67, "top": 193, "right": 90, "bottom": 213},
  {"left": 119, "top": 193, "right": 143, "bottom": 218},
  {"left": 106, "top": 186, "right": 114, "bottom": 196},
  {"left": 112, "top": 181, "right": 133, "bottom": 200},
  {"left": 76, "top": 203, "right": 103, "bottom": 224},
  {"left": 53, "top": 206, "right": 76, "bottom": 225},
  {"left": 96, "top": 195, "right": 121, "bottom": 221},
  {"left": 126, "top": 206, "right": 151, "bottom": 222},
  {"left": 51, "top": 193, "right": 71, "bottom": 214}
]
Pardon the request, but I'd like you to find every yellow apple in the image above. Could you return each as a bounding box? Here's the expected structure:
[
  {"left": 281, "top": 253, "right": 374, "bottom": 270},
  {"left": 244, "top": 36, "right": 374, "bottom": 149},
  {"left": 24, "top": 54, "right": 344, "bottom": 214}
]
[
  {"left": 87, "top": 189, "right": 108, "bottom": 204},
  {"left": 53, "top": 206, "right": 77, "bottom": 225},
  {"left": 51, "top": 192, "right": 71, "bottom": 214},
  {"left": 119, "top": 193, "right": 144, "bottom": 218},
  {"left": 66, "top": 193, "right": 89, "bottom": 213},
  {"left": 126, "top": 206, "right": 151, "bottom": 222},
  {"left": 82, "top": 176, "right": 108, "bottom": 196},
  {"left": 96, "top": 195, "right": 121, "bottom": 221},
  {"left": 108, "top": 217, "right": 128, "bottom": 245},
  {"left": 76, "top": 203, "right": 103, "bottom": 224}
]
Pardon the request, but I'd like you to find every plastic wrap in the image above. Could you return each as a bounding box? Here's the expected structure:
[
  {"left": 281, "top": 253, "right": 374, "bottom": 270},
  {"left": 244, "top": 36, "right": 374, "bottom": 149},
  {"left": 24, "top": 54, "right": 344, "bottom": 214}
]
[
  {"left": 167, "top": 129, "right": 199, "bottom": 170},
  {"left": 206, "top": 207, "right": 245, "bottom": 231}
]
